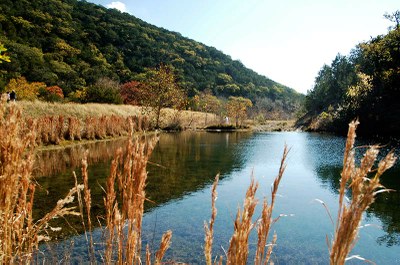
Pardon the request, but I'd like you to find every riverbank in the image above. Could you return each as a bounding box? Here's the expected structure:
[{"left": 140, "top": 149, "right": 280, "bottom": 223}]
[
  {"left": 251, "top": 120, "right": 296, "bottom": 132},
  {"left": 19, "top": 100, "right": 217, "bottom": 129},
  {"left": 16, "top": 100, "right": 297, "bottom": 149}
]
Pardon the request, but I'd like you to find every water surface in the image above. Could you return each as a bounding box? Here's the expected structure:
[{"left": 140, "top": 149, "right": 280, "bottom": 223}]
[{"left": 34, "top": 131, "right": 400, "bottom": 264}]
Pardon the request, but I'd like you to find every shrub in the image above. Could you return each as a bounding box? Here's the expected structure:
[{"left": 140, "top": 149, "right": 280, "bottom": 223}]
[
  {"left": 85, "top": 78, "right": 123, "bottom": 104},
  {"left": 39, "top": 85, "right": 64, "bottom": 102}
]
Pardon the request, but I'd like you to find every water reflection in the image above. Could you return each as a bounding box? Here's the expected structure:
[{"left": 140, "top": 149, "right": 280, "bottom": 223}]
[
  {"left": 33, "top": 131, "right": 252, "bottom": 238},
  {"left": 309, "top": 136, "right": 400, "bottom": 248},
  {"left": 33, "top": 131, "right": 400, "bottom": 264},
  {"left": 34, "top": 138, "right": 130, "bottom": 177},
  {"left": 146, "top": 131, "right": 252, "bottom": 206}
]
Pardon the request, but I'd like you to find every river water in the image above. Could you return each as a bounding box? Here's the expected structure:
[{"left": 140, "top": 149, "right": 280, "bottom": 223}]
[{"left": 34, "top": 131, "right": 400, "bottom": 264}]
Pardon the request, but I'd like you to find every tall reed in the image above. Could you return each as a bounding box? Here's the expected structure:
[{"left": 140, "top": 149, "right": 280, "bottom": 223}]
[
  {"left": 254, "top": 145, "right": 288, "bottom": 265},
  {"left": 102, "top": 121, "right": 172, "bottom": 264},
  {"left": 203, "top": 146, "right": 288, "bottom": 265},
  {"left": 329, "top": 121, "right": 397, "bottom": 264},
  {"left": 204, "top": 174, "right": 219, "bottom": 265},
  {"left": 0, "top": 97, "right": 82, "bottom": 263}
]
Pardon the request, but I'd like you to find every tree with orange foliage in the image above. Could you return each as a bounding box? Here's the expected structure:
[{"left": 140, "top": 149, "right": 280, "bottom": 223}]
[
  {"left": 39, "top": 85, "right": 64, "bottom": 102},
  {"left": 120, "top": 81, "right": 142, "bottom": 105}
]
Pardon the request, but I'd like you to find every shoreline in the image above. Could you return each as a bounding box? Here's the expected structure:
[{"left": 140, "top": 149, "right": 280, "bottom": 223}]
[{"left": 35, "top": 120, "right": 297, "bottom": 151}]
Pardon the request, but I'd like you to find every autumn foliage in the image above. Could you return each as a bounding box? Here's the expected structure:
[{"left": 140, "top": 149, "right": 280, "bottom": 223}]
[
  {"left": 120, "top": 81, "right": 142, "bottom": 105},
  {"left": 5, "top": 77, "right": 45, "bottom": 101},
  {"left": 227, "top": 96, "right": 253, "bottom": 127}
]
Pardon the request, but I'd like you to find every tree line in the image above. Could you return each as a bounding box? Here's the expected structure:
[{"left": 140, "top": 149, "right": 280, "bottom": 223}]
[{"left": 300, "top": 11, "right": 400, "bottom": 136}]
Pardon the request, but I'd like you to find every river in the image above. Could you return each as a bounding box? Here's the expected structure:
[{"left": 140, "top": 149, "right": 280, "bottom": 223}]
[{"left": 34, "top": 131, "right": 400, "bottom": 264}]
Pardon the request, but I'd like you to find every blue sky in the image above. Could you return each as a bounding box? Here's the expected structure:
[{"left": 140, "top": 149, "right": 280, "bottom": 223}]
[{"left": 88, "top": 0, "right": 398, "bottom": 94}]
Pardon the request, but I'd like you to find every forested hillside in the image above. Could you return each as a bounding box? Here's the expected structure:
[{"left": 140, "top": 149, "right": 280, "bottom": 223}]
[
  {"left": 0, "top": 0, "right": 302, "bottom": 118},
  {"left": 299, "top": 11, "right": 400, "bottom": 136}
]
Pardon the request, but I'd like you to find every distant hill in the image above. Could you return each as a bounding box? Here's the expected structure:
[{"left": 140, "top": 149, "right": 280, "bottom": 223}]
[{"left": 0, "top": 0, "right": 302, "bottom": 116}]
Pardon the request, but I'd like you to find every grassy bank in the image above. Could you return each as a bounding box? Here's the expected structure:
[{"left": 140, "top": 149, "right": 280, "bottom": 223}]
[
  {"left": 15, "top": 100, "right": 220, "bottom": 146},
  {"left": 251, "top": 120, "right": 296, "bottom": 132},
  {"left": 19, "top": 100, "right": 218, "bottom": 130}
]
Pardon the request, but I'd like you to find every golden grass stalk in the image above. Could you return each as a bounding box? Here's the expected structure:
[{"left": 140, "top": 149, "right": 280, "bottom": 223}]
[
  {"left": 204, "top": 174, "right": 219, "bottom": 265},
  {"left": 329, "top": 121, "right": 397, "bottom": 264},
  {"left": 155, "top": 230, "right": 173, "bottom": 264},
  {"left": 81, "top": 150, "right": 95, "bottom": 263},
  {"left": 202, "top": 144, "right": 288, "bottom": 265},
  {"left": 0, "top": 97, "right": 83, "bottom": 263},
  {"left": 102, "top": 118, "right": 161, "bottom": 264},
  {"left": 146, "top": 244, "right": 152, "bottom": 265},
  {"left": 227, "top": 176, "right": 259, "bottom": 264},
  {"left": 103, "top": 148, "right": 121, "bottom": 264},
  {"left": 254, "top": 145, "right": 288, "bottom": 265}
]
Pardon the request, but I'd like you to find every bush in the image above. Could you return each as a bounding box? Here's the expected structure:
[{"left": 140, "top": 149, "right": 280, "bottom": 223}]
[
  {"left": 39, "top": 86, "right": 64, "bottom": 102},
  {"left": 85, "top": 78, "right": 122, "bottom": 104}
]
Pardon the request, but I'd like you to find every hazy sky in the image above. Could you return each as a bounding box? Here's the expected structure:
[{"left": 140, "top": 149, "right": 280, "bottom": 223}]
[{"left": 88, "top": 0, "right": 398, "bottom": 94}]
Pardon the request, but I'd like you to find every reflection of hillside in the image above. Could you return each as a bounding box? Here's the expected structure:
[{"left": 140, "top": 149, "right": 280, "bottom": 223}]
[
  {"left": 315, "top": 164, "right": 400, "bottom": 247},
  {"left": 34, "top": 138, "right": 130, "bottom": 177},
  {"left": 146, "top": 131, "right": 252, "bottom": 206},
  {"left": 33, "top": 131, "right": 252, "bottom": 239}
]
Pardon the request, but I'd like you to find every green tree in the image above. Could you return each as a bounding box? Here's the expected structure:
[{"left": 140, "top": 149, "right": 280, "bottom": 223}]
[
  {"left": 226, "top": 96, "right": 253, "bottom": 127},
  {"left": 194, "top": 89, "right": 222, "bottom": 125},
  {"left": 0, "top": 43, "right": 11, "bottom": 64},
  {"left": 302, "top": 10, "right": 400, "bottom": 135},
  {"left": 85, "top": 77, "right": 122, "bottom": 104},
  {"left": 140, "top": 64, "right": 187, "bottom": 128}
]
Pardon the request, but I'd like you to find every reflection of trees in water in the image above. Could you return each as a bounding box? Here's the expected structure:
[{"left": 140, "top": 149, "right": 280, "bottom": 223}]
[
  {"left": 315, "top": 164, "right": 400, "bottom": 247},
  {"left": 34, "top": 138, "right": 130, "bottom": 177},
  {"left": 146, "top": 131, "right": 252, "bottom": 207},
  {"left": 370, "top": 170, "right": 400, "bottom": 247},
  {"left": 33, "top": 138, "right": 131, "bottom": 239},
  {"left": 33, "top": 132, "right": 252, "bottom": 240}
]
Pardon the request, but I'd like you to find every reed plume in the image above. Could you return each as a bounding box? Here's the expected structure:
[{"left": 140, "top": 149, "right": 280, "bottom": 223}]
[
  {"left": 254, "top": 145, "right": 289, "bottom": 265},
  {"left": 0, "top": 97, "right": 82, "bottom": 263},
  {"left": 203, "top": 144, "right": 288, "bottom": 265},
  {"left": 154, "top": 230, "right": 173, "bottom": 265},
  {"left": 204, "top": 174, "right": 219, "bottom": 265},
  {"left": 329, "top": 121, "right": 397, "bottom": 264},
  {"left": 102, "top": 119, "right": 163, "bottom": 264},
  {"left": 227, "top": 176, "right": 259, "bottom": 265},
  {"left": 80, "top": 150, "right": 95, "bottom": 262}
]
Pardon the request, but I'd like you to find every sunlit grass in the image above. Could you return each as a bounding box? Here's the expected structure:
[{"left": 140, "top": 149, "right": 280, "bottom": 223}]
[{"left": 19, "top": 100, "right": 219, "bottom": 132}]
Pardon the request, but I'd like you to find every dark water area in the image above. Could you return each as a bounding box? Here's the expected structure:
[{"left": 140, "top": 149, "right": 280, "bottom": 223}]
[{"left": 33, "top": 131, "right": 400, "bottom": 264}]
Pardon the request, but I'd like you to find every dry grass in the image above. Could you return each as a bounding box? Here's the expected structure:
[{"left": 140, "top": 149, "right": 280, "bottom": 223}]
[
  {"left": 0, "top": 97, "right": 83, "bottom": 263},
  {"left": 100, "top": 123, "right": 172, "bottom": 264},
  {"left": 19, "top": 100, "right": 219, "bottom": 131},
  {"left": 204, "top": 174, "right": 220, "bottom": 265},
  {"left": 328, "top": 121, "right": 397, "bottom": 264},
  {"left": 30, "top": 114, "right": 147, "bottom": 146},
  {"left": 254, "top": 145, "right": 288, "bottom": 265},
  {"left": 0, "top": 99, "right": 173, "bottom": 264},
  {"left": 203, "top": 147, "right": 289, "bottom": 265},
  {"left": 19, "top": 100, "right": 142, "bottom": 120}
]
